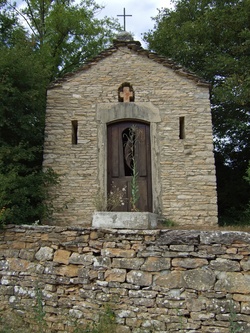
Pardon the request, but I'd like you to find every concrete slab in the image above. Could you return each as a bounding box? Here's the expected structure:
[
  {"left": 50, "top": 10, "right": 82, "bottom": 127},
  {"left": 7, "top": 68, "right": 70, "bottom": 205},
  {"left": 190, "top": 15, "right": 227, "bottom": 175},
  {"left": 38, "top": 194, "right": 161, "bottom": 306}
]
[{"left": 92, "top": 212, "right": 158, "bottom": 229}]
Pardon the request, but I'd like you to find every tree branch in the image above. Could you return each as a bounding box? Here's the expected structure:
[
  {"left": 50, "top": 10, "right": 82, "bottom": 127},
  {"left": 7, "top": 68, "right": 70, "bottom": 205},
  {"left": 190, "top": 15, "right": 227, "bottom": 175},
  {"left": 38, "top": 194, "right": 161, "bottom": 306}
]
[{"left": 6, "top": 1, "right": 38, "bottom": 39}]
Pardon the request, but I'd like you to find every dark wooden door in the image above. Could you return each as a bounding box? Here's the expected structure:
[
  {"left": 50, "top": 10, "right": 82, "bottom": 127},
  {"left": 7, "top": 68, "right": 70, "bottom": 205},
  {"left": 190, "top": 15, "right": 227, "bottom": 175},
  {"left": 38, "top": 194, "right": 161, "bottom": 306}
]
[{"left": 107, "top": 121, "right": 152, "bottom": 212}]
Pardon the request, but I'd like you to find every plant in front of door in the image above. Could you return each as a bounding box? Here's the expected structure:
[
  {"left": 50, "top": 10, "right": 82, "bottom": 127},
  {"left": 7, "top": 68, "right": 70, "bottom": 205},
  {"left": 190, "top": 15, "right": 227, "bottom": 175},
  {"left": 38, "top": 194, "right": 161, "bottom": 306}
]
[
  {"left": 123, "top": 125, "right": 141, "bottom": 212},
  {"left": 130, "top": 155, "right": 139, "bottom": 212},
  {"left": 94, "top": 183, "right": 127, "bottom": 212}
]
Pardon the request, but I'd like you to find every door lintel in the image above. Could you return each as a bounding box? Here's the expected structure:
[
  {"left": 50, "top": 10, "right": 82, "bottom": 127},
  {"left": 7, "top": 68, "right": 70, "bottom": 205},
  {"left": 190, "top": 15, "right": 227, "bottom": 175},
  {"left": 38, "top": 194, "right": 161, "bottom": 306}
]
[{"left": 96, "top": 102, "right": 161, "bottom": 124}]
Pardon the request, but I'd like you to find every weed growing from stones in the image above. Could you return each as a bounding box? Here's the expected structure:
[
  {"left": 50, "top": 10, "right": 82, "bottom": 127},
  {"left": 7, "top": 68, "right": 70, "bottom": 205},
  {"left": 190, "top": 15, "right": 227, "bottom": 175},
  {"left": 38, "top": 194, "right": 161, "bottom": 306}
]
[
  {"left": 159, "top": 217, "right": 176, "bottom": 227},
  {"left": 0, "top": 297, "right": 244, "bottom": 333},
  {"left": 176, "top": 308, "right": 185, "bottom": 333},
  {"left": 0, "top": 311, "right": 30, "bottom": 333},
  {"left": 33, "top": 287, "right": 48, "bottom": 333},
  {"left": 0, "top": 286, "right": 48, "bottom": 333},
  {"left": 73, "top": 304, "right": 116, "bottom": 333},
  {"left": 229, "top": 301, "right": 241, "bottom": 333}
]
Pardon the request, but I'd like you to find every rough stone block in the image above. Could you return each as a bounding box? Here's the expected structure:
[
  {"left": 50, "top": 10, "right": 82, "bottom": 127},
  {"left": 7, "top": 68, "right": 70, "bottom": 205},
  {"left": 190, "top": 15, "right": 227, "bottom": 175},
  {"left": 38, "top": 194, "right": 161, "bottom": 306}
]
[
  {"left": 172, "top": 258, "right": 208, "bottom": 269},
  {"left": 215, "top": 272, "right": 250, "bottom": 293},
  {"left": 141, "top": 257, "right": 171, "bottom": 271},
  {"left": 154, "top": 271, "right": 183, "bottom": 289},
  {"left": 126, "top": 270, "right": 152, "bottom": 286},
  {"left": 53, "top": 249, "right": 71, "bottom": 264},
  {"left": 35, "top": 246, "right": 54, "bottom": 261},
  {"left": 112, "top": 258, "right": 144, "bottom": 269},
  {"left": 104, "top": 268, "right": 126, "bottom": 282},
  {"left": 183, "top": 268, "right": 216, "bottom": 291}
]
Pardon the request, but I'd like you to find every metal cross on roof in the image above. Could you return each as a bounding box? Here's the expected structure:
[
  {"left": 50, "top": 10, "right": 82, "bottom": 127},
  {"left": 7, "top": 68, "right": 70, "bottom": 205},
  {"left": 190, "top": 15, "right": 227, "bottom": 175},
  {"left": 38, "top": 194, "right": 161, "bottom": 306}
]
[{"left": 117, "top": 8, "right": 132, "bottom": 31}]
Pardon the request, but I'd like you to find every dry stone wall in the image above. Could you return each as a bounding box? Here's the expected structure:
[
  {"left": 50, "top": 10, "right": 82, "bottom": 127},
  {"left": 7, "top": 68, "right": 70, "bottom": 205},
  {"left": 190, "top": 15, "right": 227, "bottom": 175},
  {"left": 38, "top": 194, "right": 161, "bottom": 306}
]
[{"left": 1, "top": 225, "right": 250, "bottom": 332}]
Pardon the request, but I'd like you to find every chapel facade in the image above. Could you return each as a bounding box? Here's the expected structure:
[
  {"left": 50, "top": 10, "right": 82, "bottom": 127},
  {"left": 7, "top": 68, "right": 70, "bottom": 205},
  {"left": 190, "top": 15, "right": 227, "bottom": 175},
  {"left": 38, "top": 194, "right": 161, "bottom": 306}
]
[{"left": 43, "top": 37, "right": 218, "bottom": 227}]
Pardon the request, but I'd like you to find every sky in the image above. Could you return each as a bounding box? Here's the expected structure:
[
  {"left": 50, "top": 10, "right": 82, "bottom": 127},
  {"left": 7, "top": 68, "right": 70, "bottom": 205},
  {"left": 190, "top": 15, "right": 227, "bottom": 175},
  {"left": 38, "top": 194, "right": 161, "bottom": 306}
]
[
  {"left": 15, "top": 0, "right": 174, "bottom": 47},
  {"left": 94, "top": 1, "right": 174, "bottom": 46}
]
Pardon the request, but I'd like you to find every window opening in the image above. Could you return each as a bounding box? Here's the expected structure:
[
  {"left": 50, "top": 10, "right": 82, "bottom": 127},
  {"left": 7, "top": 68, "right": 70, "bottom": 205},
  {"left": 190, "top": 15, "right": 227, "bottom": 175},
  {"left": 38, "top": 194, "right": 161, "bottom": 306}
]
[
  {"left": 179, "top": 116, "right": 185, "bottom": 139},
  {"left": 72, "top": 120, "right": 78, "bottom": 144},
  {"left": 118, "top": 82, "right": 135, "bottom": 102}
]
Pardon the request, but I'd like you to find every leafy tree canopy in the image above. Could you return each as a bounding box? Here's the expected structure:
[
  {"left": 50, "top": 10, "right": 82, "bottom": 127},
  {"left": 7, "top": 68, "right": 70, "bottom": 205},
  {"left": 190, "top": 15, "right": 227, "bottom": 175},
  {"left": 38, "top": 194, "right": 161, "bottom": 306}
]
[
  {"left": 5, "top": 0, "right": 120, "bottom": 80},
  {"left": 144, "top": 0, "right": 250, "bottom": 224},
  {"left": 0, "top": 0, "right": 120, "bottom": 226},
  {"left": 0, "top": 18, "right": 55, "bottom": 225}
]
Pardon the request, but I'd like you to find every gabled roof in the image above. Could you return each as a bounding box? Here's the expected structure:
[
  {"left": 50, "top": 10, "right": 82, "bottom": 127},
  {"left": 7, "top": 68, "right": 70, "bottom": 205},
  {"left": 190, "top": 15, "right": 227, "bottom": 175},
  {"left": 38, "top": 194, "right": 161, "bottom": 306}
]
[{"left": 49, "top": 39, "right": 209, "bottom": 89}]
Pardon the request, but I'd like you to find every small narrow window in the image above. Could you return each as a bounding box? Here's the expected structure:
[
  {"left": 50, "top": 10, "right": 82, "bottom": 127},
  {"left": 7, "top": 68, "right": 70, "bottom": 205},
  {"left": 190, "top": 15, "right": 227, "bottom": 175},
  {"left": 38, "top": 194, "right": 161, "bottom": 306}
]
[
  {"left": 179, "top": 116, "right": 185, "bottom": 139},
  {"left": 72, "top": 120, "right": 78, "bottom": 145}
]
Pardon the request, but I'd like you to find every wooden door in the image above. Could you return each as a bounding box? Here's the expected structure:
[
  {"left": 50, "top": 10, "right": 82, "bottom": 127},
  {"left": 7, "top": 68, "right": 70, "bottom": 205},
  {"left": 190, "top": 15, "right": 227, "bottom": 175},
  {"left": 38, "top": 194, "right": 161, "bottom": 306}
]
[{"left": 107, "top": 121, "right": 152, "bottom": 212}]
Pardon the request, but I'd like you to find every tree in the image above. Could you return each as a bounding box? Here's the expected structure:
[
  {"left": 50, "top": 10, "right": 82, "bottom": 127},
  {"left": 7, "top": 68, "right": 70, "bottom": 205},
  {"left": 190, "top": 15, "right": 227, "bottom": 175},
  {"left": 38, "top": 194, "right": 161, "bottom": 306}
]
[
  {"left": 0, "top": 1, "right": 120, "bottom": 225},
  {"left": 144, "top": 0, "right": 250, "bottom": 224},
  {"left": 0, "top": 9, "right": 53, "bottom": 225},
  {"left": 9, "top": 0, "right": 120, "bottom": 80}
]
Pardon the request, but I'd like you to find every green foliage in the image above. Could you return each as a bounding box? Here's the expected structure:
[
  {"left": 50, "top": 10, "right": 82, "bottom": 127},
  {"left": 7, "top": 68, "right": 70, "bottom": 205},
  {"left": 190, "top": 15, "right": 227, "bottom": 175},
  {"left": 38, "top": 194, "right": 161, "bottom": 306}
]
[
  {"left": 0, "top": 44, "right": 48, "bottom": 147},
  {"left": 0, "top": 0, "right": 120, "bottom": 226},
  {"left": 176, "top": 308, "right": 185, "bottom": 333},
  {"left": 74, "top": 305, "right": 116, "bottom": 333},
  {"left": 160, "top": 218, "right": 176, "bottom": 227},
  {"left": 33, "top": 287, "right": 48, "bottom": 333},
  {"left": 130, "top": 160, "right": 139, "bottom": 212},
  {"left": 18, "top": 0, "right": 121, "bottom": 80},
  {"left": 0, "top": 312, "right": 30, "bottom": 333},
  {"left": 237, "top": 163, "right": 250, "bottom": 225},
  {"left": 144, "top": 0, "right": 250, "bottom": 224},
  {"left": 229, "top": 301, "right": 241, "bottom": 333},
  {"left": 94, "top": 184, "right": 127, "bottom": 211},
  {"left": 0, "top": 303, "right": 116, "bottom": 333},
  {"left": 0, "top": 301, "right": 244, "bottom": 333},
  {"left": 123, "top": 125, "right": 140, "bottom": 211},
  {"left": 0, "top": 164, "right": 59, "bottom": 226},
  {"left": 0, "top": 287, "right": 47, "bottom": 333},
  {"left": 244, "top": 162, "right": 250, "bottom": 184},
  {"left": 0, "top": 26, "right": 58, "bottom": 226}
]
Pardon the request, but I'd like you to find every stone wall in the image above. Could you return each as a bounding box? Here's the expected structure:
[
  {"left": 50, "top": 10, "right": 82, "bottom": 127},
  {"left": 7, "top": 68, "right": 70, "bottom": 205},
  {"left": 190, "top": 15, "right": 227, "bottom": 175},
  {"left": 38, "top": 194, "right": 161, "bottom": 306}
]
[
  {"left": 1, "top": 225, "right": 250, "bottom": 332},
  {"left": 43, "top": 40, "right": 217, "bottom": 227}
]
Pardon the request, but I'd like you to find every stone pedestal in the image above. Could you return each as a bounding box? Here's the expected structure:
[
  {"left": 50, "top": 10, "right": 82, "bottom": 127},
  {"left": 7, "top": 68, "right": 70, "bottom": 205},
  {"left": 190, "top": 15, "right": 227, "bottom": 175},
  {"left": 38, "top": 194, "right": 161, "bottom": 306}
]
[{"left": 92, "top": 212, "right": 158, "bottom": 229}]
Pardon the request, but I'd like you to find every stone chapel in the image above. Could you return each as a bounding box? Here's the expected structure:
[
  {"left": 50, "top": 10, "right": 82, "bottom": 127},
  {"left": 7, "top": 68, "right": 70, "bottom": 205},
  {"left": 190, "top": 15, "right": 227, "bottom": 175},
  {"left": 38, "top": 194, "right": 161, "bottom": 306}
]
[{"left": 43, "top": 35, "right": 218, "bottom": 227}]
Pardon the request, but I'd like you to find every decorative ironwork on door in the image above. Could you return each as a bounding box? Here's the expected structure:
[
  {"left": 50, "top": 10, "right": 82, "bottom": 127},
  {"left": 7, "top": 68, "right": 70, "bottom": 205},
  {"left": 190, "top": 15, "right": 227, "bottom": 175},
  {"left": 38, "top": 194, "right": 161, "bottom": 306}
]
[{"left": 107, "top": 121, "right": 152, "bottom": 212}]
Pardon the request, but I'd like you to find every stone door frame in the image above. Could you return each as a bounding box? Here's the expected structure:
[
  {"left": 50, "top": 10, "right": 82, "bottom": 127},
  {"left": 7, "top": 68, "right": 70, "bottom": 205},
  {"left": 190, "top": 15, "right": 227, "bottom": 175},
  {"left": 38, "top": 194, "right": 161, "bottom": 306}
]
[
  {"left": 107, "top": 120, "right": 152, "bottom": 212},
  {"left": 96, "top": 102, "right": 162, "bottom": 214}
]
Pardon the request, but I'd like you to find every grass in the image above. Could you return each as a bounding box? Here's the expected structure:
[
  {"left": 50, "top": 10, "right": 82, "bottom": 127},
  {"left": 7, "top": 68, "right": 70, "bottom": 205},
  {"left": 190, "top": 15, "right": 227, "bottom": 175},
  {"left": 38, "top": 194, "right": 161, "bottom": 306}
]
[
  {"left": 0, "top": 286, "right": 48, "bottom": 333},
  {"left": 0, "top": 311, "right": 30, "bottom": 333},
  {"left": 0, "top": 300, "right": 244, "bottom": 333},
  {"left": 157, "top": 220, "right": 250, "bottom": 232},
  {"left": 0, "top": 304, "right": 117, "bottom": 333},
  {"left": 73, "top": 305, "right": 116, "bottom": 333}
]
